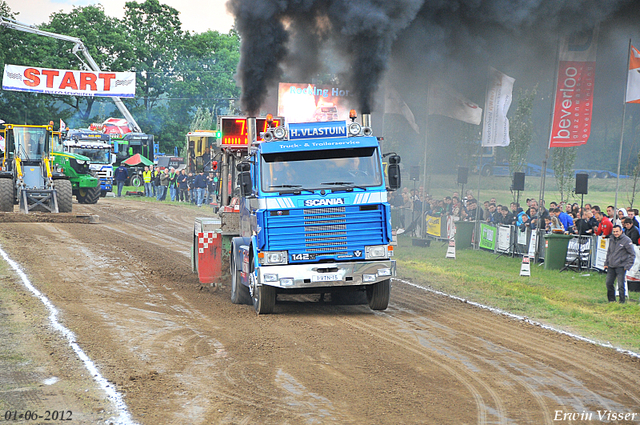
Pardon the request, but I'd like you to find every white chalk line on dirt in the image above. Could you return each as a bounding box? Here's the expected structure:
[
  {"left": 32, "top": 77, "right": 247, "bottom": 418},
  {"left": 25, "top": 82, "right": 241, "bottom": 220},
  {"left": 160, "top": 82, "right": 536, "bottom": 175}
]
[
  {"left": 0, "top": 246, "right": 137, "bottom": 425},
  {"left": 393, "top": 278, "right": 640, "bottom": 360}
]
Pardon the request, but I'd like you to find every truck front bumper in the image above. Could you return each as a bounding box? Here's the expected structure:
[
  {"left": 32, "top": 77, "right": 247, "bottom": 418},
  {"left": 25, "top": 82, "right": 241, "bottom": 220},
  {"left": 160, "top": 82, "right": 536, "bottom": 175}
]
[{"left": 257, "top": 260, "right": 396, "bottom": 289}]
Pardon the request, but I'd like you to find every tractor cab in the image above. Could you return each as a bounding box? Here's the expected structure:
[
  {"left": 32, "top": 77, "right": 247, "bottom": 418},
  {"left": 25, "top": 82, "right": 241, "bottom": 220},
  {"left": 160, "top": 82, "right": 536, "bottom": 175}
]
[
  {"left": 186, "top": 130, "right": 218, "bottom": 174},
  {"left": 0, "top": 124, "right": 72, "bottom": 213},
  {"left": 6, "top": 125, "right": 50, "bottom": 165}
]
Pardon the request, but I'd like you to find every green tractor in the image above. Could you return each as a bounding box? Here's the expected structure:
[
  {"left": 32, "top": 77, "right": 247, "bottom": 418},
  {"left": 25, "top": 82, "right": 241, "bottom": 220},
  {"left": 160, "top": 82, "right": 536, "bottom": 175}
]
[
  {"left": 51, "top": 131, "right": 101, "bottom": 204},
  {"left": 0, "top": 124, "right": 72, "bottom": 213}
]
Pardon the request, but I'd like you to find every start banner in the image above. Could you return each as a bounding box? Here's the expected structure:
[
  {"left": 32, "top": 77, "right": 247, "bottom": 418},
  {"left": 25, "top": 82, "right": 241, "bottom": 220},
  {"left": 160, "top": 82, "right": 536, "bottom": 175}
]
[
  {"left": 2, "top": 64, "right": 136, "bottom": 98},
  {"left": 549, "top": 27, "right": 599, "bottom": 148}
]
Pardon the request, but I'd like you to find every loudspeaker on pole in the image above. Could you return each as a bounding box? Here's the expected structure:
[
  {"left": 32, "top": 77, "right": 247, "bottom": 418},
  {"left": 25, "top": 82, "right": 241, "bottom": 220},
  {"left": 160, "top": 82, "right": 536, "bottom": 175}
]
[
  {"left": 575, "top": 173, "right": 588, "bottom": 195},
  {"left": 457, "top": 167, "right": 468, "bottom": 185},
  {"left": 520, "top": 255, "right": 531, "bottom": 277},
  {"left": 446, "top": 239, "right": 456, "bottom": 259},
  {"left": 512, "top": 172, "right": 525, "bottom": 191}
]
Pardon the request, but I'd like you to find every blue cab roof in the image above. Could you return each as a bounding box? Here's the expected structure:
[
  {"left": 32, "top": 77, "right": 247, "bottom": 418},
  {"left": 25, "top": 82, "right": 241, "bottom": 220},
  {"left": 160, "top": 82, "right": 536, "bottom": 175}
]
[{"left": 259, "top": 135, "right": 379, "bottom": 154}]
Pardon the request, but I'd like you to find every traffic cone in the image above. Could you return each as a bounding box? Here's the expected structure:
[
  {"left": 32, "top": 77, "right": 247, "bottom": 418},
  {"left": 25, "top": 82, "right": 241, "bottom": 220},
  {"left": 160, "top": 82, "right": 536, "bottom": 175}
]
[
  {"left": 520, "top": 256, "right": 531, "bottom": 277},
  {"left": 445, "top": 239, "right": 456, "bottom": 259}
]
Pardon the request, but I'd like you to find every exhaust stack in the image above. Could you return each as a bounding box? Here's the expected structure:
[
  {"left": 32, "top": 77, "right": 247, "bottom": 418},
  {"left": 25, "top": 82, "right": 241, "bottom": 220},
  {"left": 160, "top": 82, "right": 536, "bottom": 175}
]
[
  {"left": 247, "top": 117, "right": 257, "bottom": 144},
  {"left": 362, "top": 113, "right": 371, "bottom": 128}
]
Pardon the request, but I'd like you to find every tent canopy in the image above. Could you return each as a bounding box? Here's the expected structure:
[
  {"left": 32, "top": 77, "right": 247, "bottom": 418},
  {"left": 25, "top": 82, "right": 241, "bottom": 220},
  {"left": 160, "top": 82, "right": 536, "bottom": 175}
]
[{"left": 122, "top": 153, "right": 153, "bottom": 166}]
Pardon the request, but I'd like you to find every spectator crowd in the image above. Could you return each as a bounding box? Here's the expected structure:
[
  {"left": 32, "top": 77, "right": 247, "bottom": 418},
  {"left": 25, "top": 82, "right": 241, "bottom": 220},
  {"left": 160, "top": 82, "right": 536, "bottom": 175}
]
[
  {"left": 389, "top": 187, "right": 640, "bottom": 245},
  {"left": 127, "top": 164, "right": 221, "bottom": 207}
]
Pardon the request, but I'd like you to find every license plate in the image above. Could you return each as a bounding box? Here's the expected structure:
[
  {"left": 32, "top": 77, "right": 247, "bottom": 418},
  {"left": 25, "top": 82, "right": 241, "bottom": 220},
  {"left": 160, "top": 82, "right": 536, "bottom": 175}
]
[{"left": 311, "top": 273, "right": 340, "bottom": 282}]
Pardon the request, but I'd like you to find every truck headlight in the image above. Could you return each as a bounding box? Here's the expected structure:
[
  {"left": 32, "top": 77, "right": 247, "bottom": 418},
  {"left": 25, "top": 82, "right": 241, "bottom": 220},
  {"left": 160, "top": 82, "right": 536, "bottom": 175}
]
[
  {"left": 365, "top": 245, "right": 388, "bottom": 259},
  {"left": 258, "top": 251, "right": 288, "bottom": 265},
  {"left": 377, "top": 268, "right": 392, "bottom": 277},
  {"left": 348, "top": 122, "right": 361, "bottom": 136},
  {"left": 264, "top": 273, "right": 279, "bottom": 282},
  {"left": 273, "top": 126, "right": 287, "bottom": 139}
]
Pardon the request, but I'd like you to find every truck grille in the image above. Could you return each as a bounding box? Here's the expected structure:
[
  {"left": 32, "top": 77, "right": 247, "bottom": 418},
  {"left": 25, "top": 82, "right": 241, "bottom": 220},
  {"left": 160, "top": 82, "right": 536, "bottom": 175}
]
[{"left": 263, "top": 205, "right": 386, "bottom": 259}]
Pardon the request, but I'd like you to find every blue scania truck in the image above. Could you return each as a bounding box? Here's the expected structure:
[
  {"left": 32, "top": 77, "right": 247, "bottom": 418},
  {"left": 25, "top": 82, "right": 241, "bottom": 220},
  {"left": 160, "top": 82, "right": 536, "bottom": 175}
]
[{"left": 230, "top": 113, "right": 401, "bottom": 314}]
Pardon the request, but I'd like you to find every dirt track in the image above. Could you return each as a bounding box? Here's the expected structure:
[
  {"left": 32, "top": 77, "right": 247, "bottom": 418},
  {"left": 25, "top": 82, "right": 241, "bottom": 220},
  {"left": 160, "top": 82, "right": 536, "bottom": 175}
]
[{"left": 0, "top": 198, "right": 639, "bottom": 425}]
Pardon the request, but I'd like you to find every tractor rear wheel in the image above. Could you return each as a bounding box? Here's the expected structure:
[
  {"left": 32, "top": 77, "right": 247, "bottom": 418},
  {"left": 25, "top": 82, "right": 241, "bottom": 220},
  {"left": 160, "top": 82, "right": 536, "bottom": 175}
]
[
  {"left": 130, "top": 174, "right": 143, "bottom": 187},
  {"left": 0, "top": 179, "right": 13, "bottom": 212},
  {"left": 56, "top": 180, "right": 73, "bottom": 213},
  {"left": 77, "top": 186, "right": 100, "bottom": 204}
]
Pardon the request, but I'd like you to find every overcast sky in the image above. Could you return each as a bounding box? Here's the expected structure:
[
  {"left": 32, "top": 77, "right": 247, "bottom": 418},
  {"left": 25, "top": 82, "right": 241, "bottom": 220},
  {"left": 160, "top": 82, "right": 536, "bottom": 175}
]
[{"left": 6, "top": 0, "right": 235, "bottom": 34}]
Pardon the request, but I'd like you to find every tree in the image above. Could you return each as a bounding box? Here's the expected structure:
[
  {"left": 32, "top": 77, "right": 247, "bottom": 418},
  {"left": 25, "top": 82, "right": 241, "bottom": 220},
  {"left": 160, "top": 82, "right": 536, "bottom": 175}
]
[
  {"left": 0, "top": 3, "right": 66, "bottom": 125},
  {"left": 39, "top": 5, "right": 135, "bottom": 123},
  {"left": 122, "top": 0, "right": 184, "bottom": 111},
  {"left": 552, "top": 147, "right": 577, "bottom": 203},
  {"left": 507, "top": 86, "right": 537, "bottom": 175}
]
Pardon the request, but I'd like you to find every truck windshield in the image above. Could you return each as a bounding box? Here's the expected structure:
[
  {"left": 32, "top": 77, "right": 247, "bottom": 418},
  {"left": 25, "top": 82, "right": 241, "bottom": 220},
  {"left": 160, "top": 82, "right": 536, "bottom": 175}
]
[
  {"left": 14, "top": 127, "right": 47, "bottom": 160},
  {"left": 69, "top": 147, "right": 110, "bottom": 164},
  {"left": 261, "top": 147, "right": 382, "bottom": 192}
]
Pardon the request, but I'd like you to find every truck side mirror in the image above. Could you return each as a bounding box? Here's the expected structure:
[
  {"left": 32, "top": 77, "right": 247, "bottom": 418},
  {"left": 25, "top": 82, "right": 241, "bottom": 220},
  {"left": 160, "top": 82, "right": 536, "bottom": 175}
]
[
  {"left": 111, "top": 153, "right": 117, "bottom": 164},
  {"left": 239, "top": 172, "right": 252, "bottom": 197},
  {"left": 237, "top": 162, "right": 252, "bottom": 197},
  {"left": 387, "top": 155, "right": 401, "bottom": 191}
]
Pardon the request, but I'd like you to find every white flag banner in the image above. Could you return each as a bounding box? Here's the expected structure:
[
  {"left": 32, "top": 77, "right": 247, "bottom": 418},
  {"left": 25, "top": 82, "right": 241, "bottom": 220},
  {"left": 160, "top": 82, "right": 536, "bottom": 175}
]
[
  {"left": 427, "top": 80, "right": 482, "bottom": 125},
  {"left": 2, "top": 64, "right": 136, "bottom": 98},
  {"left": 481, "top": 67, "right": 515, "bottom": 147},
  {"left": 385, "top": 85, "right": 419, "bottom": 133},
  {"left": 626, "top": 45, "right": 640, "bottom": 104}
]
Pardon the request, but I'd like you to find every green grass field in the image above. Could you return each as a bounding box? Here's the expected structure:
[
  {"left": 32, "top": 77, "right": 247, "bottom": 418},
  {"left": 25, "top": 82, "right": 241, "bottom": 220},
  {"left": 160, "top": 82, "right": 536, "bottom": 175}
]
[{"left": 394, "top": 235, "right": 640, "bottom": 353}]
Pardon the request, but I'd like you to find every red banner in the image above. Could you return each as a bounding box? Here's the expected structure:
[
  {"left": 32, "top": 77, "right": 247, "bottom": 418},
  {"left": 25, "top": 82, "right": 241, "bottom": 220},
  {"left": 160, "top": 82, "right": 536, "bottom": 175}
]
[{"left": 549, "top": 28, "right": 599, "bottom": 148}]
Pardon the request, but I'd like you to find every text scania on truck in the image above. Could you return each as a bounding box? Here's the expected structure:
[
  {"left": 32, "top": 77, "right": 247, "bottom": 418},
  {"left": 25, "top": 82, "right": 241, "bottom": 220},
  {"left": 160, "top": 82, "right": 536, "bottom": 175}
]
[{"left": 230, "top": 113, "right": 401, "bottom": 314}]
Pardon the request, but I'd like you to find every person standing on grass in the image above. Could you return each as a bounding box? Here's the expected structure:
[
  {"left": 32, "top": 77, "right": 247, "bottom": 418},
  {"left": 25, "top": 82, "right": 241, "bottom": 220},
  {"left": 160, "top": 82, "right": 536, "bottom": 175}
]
[
  {"left": 114, "top": 164, "right": 128, "bottom": 197},
  {"left": 168, "top": 167, "right": 178, "bottom": 202},
  {"left": 193, "top": 170, "right": 207, "bottom": 207},
  {"left": 604, "top": 225, "right": 636, "bottom": 304},
  {"left": 143, "top": 166, "right": 153, "bottom": 197},
  {"left": 177, "top": 169, "right": 188, "bottom": 202}
]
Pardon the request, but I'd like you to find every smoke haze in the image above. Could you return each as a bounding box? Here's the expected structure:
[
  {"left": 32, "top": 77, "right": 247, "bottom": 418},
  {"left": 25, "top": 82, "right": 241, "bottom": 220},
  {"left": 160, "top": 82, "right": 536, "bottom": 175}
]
[
  {"left": 227, "top": 0, "right": 423, "bottom": 115},
  {"left": 228, "top": 0, "right": 640, "bottom": 176}
]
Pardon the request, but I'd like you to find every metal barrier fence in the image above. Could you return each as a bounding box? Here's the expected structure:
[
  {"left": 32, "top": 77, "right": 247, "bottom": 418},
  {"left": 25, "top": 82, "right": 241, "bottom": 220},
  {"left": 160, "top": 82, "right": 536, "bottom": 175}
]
[{"left": 469, "top": 222, "right": 604, "bottom": 270}]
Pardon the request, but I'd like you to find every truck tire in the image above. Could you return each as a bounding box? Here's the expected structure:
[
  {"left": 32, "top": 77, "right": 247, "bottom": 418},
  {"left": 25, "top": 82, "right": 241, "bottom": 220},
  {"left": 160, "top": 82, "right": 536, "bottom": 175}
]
[
  {"left": 599, "top": 172, "right": 610, "bottom": 179},
  {"left": 481, "top": 166, "right": 492, "bottom": 177},
  {"left": 76, "top": 186, "right": 100, "bottom": 204},
  {"left": 56, "top": 180, "right": 73, "bottom": 213},
  {"left": 231, "top": 259, "right": 251, "bottom": 305},
  {"left": 253, "top": 284, "right": 276, "bottom": 314},
  {"left": 130, "top": 174, "right": 143, "bottom": 187},
  {"left": 366, "top": 279, "right": 390, "bottom": 310},
  {"left": 0, "top": 179, "right": 13, "bottom": 212}
]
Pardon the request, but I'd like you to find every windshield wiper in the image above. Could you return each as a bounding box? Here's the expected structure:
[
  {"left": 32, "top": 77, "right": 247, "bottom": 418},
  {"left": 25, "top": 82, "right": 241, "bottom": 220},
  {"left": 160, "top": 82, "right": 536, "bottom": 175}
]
[
  {"left": 320, "top": 181, "right": 367, "bottom": 191},
  {"left": 270, "top": 184, "right": 314, "bottom": 194}
]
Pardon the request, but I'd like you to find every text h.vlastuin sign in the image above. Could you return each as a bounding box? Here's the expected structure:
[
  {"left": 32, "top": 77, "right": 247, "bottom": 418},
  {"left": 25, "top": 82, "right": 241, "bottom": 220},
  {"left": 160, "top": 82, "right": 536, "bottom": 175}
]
[{"left": 2, "top": 64, "right": 136, "bottom": 98}]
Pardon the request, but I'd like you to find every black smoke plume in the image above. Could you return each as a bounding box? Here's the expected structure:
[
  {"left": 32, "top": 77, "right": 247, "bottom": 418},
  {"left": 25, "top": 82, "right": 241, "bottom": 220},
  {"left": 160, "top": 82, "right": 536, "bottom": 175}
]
[
  {"left": 227, "top": 0, "right": 423, "bottom": 115},
  {"left": 228, "top": 0, "right": 636, "bottom": 116}
]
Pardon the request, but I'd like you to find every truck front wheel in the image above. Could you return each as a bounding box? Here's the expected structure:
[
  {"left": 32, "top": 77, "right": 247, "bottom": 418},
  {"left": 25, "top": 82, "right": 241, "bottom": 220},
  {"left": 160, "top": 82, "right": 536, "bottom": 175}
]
[
  {"left": 231, "top": 258, "right": 251, "bottom": 305},
  {"left": 366, "top": 279, "right": 390, "bottom": 310},
  {"left": 253, "top": 284, "right": 276, "bottom": 314}
]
